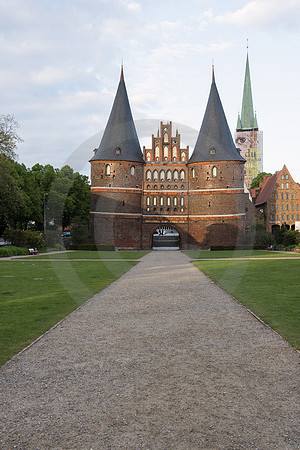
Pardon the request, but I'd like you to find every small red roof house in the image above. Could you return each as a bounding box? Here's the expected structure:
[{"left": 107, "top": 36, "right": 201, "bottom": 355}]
[{"left": 251, "top": 165, "right": 300, "bottom": 232}]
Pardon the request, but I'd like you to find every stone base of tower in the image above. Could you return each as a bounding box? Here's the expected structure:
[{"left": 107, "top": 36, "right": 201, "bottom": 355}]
[
  {"left": 188, "top": 217, "right": 246, "bottom": 249},
  {"left": 90, "top": 213, "right": 142, "bottom": 249},
  {"left": 90, "top": 213, "right": 247, "bottom": 250}
]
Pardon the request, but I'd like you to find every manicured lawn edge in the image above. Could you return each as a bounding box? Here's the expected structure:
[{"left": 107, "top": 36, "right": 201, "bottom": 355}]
[
  {"left": 193, "top": 259, "right": 300, "bottom": 350},
  {"left": 183, "top": 250, "right": 300, "bottom": 259},
  {"left": 0, "top": 260, "right": 137, "bottom": 366}
]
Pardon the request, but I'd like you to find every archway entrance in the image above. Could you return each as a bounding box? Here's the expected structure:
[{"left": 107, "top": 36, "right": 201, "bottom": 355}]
[{"left": 152, "top": 226, "right": 180, "bottom": 250}]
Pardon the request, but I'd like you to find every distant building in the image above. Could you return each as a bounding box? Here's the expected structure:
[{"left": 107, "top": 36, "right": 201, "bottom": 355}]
[
  {"left": 251, "top": 165, "right": 300, "bottom": 232},
  {"left": 90, "top": 67, "right": 254, "bottom": 249},
  {"left": 235, "top": 54, "right": 263, "bottom": 189}
]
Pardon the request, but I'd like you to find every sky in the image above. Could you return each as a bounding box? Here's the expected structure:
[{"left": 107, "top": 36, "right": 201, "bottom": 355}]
[{"left": 1, "top": 0, "right": 300, "bottom": 181}]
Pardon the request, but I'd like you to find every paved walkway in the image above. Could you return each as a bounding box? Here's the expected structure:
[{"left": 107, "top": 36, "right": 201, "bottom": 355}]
[{"left": 0, "top": 251, "right": 299, "bottom": 448}]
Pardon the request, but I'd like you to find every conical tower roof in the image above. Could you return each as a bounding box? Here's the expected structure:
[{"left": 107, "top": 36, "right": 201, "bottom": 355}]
[
  {"left": 90, "top": 67, "right": 144, "bottom": 162},
  {"left": 237, "top": 54, "right": 258, "bottom": 130},
  {"left": 189, "top": 68, "right": 245, "bottom": 163}
]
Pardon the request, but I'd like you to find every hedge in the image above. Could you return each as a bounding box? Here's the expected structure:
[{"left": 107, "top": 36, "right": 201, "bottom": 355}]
[
  {"left": 3, "top": 229, "right": 46, "bottom": 248},
  {"left": 0, "top": 246, "right": 29, "bottom": 258},
  {"left": 68, "top": 244, "right": 115, "bottom": 251},
  {"left": 210, "top": 245, "right": 267, "bottom": 251}
]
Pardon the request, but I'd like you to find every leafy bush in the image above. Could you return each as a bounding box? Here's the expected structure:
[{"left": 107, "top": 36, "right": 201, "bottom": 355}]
[
  {"left": 69, "top": 244, "right": 115, "bottom": 251},
  {"left": 3, "top": 229, "right": 46, "bottom": 248},
  {"left": 273, "top": 227, "right": 300, "bottom": 250},
  {"left": 0, "top": 246, "right": 29, "bottom": 257},
  {"left": 210, "top": 245, "right": 266, "bottom": 251},
  {"left": 70, "top": 218, "right": 91, "bottom": 245},
  {"left": 245, "top": 223, "right": 273, "bottom": 249},
  {"left": 44, "top": 230, "right": 61, "bottom": 248},
  {"left": 282, "top": 230, "right": 300, "bottom": 247}
]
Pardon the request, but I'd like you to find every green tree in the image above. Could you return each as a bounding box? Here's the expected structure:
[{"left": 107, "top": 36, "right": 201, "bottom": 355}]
[
  {"left": 46, "top": 166, "right": 90, "bottom": 231},
  {"left": 0, "top": 114, "right": 23, "bottom": 160},
  {"left": 246, "top": 222, "right": 273, "bottom": 248},
  {"left": 250, "top": 172, "right": 272, "bottom": 189},
  {"left": 0, "top": 155, "right": 24, "bottom": 234}
]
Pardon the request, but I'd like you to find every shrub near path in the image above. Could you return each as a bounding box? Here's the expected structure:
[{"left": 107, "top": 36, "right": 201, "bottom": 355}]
[
  {"left": 193, "top": 259, "right": 300, "bottom": 349},
  {"left": 0, "top": 260, "right": 137, "bottom": 365},
  {"left": 184, "top": 250, "right": 300, "bottom": 259},
  {"left": 23, "top": 251, "right": 149, "bottom": 260}
]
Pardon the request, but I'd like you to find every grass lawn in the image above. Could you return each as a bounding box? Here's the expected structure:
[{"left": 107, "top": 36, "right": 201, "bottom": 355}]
[
  {"left": 23, "top": 250, "right": 149, "bottom": 260},
  {"left": 193, "top": 259, "right": 300, "bottom": 349},
  {"left": 183, "top": 250, "right": 300, "bottom": 259},
  {"left": 0, "top": 260, "right": 137, "bottom": 366}
]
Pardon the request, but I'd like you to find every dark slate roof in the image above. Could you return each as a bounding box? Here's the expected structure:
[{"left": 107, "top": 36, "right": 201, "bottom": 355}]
[
  {"left": 189, "top": 74, "right": 245, "bottom": 163},
  {"left": 90, "top": 69, "right": 144, "bottom": 163},
  {"left": 255, "top": 171, "right": 280, "bottom": 206}
]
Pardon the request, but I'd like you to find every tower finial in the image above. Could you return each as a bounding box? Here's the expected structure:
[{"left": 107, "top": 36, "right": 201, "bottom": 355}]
[
  {"left": 212, "top": 62, "right": 215, "bottom": 83},
  {"left": 120, "top": 61, "right": 124, "bottom": 81},
  {"left": 247, "top": 38, "right": 249, "bottom": 51}
]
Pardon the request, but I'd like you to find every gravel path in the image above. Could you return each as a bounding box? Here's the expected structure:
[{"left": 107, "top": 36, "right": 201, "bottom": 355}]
[{"left": 0, "top": 251, "right": 299, "bottom": 449}]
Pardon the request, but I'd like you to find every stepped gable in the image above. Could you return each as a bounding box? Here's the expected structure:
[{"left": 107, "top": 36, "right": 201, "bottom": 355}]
[
  {"left": 189, "top": 68, "right": 245, "bottom": 163},
  {"left": 255, "top": 170, "right": 283, "bottom": 206},
  {"left": 90, "top": 66, "right": 144, "bottom": 163}
]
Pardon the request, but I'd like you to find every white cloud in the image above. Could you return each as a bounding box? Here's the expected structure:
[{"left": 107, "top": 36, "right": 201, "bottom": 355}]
[
  {"left": 149, "top": 41, "right": 233, "bottom": 61},
  {"left": 215, "top": 0, "right": 300, "bottom": 26},
  {"left": 32, "top": 67, "right": 69, "bottom": 84},
  {"left": 160, "top": 20, "right": 182, "bottom": 29},
  {"left": 122, "top": 1, "right": 141, "bottom": 12}
]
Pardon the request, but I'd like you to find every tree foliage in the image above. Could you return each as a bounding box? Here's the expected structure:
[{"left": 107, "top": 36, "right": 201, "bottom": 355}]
[
  {"left": 0, "top": 158, "right": 90, "bottom": 238},
  {"left": 250, "top": 172, "right": 272, "bottom": 189},
  {"left": 0, "top": 114, "right": 23, "bottom": 160},
  {"left": 245, "top": 222, "right": 273, "bottom": 248}
]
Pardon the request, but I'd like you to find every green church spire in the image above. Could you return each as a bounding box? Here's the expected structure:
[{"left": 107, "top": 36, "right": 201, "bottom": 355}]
[{"left": 237, "top": 54, "right": 258, "bottom": 130}]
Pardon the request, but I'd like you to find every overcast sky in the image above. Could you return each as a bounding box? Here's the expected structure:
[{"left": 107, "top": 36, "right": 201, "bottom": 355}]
[{"left": 1, "top": 0, "right": 300, "bottom": 180}]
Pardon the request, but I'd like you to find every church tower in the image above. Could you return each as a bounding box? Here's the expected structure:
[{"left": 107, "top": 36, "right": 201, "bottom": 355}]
[
  {"left": 235, "top": 53, "right": 263, "bottom": 189},
  {"left": 90, "top": 67, "right": 144, "bottom": 249},
  {"left": 188, "top": 68, "right": 247, "bottom": 248}
]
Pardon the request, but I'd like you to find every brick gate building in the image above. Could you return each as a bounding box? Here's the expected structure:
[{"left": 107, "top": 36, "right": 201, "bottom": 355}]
[{"left": 90, "top": 67, "right": 253, "bottom": 249}]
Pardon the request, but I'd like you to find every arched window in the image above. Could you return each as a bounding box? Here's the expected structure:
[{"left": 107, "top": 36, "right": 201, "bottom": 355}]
[
  {"left": 155, "top": 146, "right": 160, "bottom": 160},
  {"left": 146, "top": 197, "right": 150, "bottom": 206},
  {"left": 146, "top": 170, "right": 152, "bottom": 181},
  {"left": 173, "top": 170, "right": 179, "bottom": 181},
  {"left": 153, "top": 170, "right": 158, "bottom": 181},
  {"left": 174, "top": 197, "right": 178, "bottom": 206},
  {"left": 172, "top": 146, "right": 177, "bottom": 160},
  {"left": 180, "top": 197, "right": 184, "bottom": 206},
  {"left": 286, "top": 183, "right": 289, "bottom": 189},
  {"left": 281, "top": 183, "right": 284, "bottom": 189},
  {"left": 212, "top": 166, "right": 217, "bottom": 178},
  {"left": 167, "top": 197, "right": 171, "bottom": 206},
  {"left": 192, "top": 168, "right": 195, "bottom": 178},
  {"left": 160, "top": 197, "right": 164, "bottom": 206},
  {"left": 181, "top": 152, "right": 186, "bottom": 161},
  {"left": 130, "top": 165, "right": 135, "bottom": 176},
  {"left": 164, "top": 133, "right": 168, "bottom": 142},
  {"left": 146, "top": 152, "right": 151, "bottom": 161},
  {"left": 286, "top": 174, "right": 289, "bottom": 180},
  {"left": 105, "top": 164, "right": 111, "bottom": 176},
  {"left": 164, "top": 146, "right": 168, "bottom": 160},
  {"left": 180, "top": 169, "right": 185, "bottom": 181},
  {"left": 160, "top": 170, "right": 165, "bottom": 181},
  {"left": 166, "top": 170, "right": 172, "bottom": 181},
  {"left": 153, "top": 197, "right": 157, "bottom": 206},
  {"left": 281, "top": 174, "right": 285, "bottom": 180}
]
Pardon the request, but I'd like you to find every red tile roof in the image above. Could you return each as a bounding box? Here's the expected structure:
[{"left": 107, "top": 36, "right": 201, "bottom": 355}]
[{"left": 255, "top": 171, "right": 281, "bottom": 206}]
